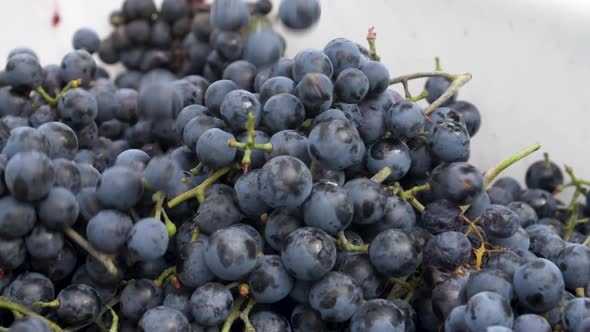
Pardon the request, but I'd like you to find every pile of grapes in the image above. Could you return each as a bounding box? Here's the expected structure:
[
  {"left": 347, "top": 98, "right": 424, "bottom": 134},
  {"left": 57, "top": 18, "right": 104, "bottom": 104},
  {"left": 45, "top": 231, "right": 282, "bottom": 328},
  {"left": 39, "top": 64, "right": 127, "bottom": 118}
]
[{"left": 0, "top": 0, "right": 588, "bottom": 331}]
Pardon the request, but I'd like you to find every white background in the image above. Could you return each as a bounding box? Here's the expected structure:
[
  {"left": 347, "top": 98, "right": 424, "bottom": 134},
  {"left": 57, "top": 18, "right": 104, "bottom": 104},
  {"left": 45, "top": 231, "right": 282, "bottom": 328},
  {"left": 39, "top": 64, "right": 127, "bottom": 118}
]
[{"left": 0, "top": 0, "right": 589, "bottom": 184}]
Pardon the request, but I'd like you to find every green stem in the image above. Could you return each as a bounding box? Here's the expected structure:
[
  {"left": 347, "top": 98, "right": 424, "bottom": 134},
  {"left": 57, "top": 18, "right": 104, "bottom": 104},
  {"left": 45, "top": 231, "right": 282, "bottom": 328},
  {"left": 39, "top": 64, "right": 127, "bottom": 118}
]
[
  {"left": 309, "top": 161, "right": 319, "bottom": 177},
  {"left": 366, "top": 27, "right": 380, "bottom": 62},
  {"left": 225, "top": 282, "right": 240, "bottom": 290},
  {"left": 35, "top": 87, "right": 58, "bottom": 106},
  {"left": 154, "top": 266, "right": 177, "bottom": 287},
  {"left": 0, "top": 326, "right": 8, "bottom": 332},
  {"left": 221, "top": 296, "right": 247, "bottom": 332},
  {"left": 252, "top": 143, "right": 273, "bottom": 152},
  {"left": 228, "top": 140, "right": 247, "bottom": 149},
  {"left": 543, "top": 152, "right": 550, "bottom": 169},
  {"left": 388, "top": 277, "right": 413, "bottom": 290},
  {"left": 0, "top": 296, "right": 63, "bottom": 332},
  {"left": 190, "top": 227, "right": 200, "bottom": 242},
  {"left": 336, "top": 231, "right": 369, "bottom": 253},
  {"left": 61, "top": 79, "right": 82, "bottom": 94},
  {"left": 168, "top": 163, "right": 239, "bottom": 207},
  {"left": 299, "top": 118, "right": 313, "bottom": 130},
  {"left": 106, "top": 305, "right": 118, "bottom": 332},
  {"left": 189, "top": 163, "right": 204, "bottom": 176},
  {"left": 576, "top": 287, "right": 585, "bottom": 298},
  {"left": 484, "top": 143, "right": 542, "bottom": 187},
  {"left": 161, "top": 209, "right": 177, "bottom": 237},
  {"left": 63, "top": 227, "right": 118, "bottom": 275},
  {"left": 152, "top": 192, "right": 165, "bottom": 220},
  {"left": 33, "top": 299, "right": 60, "bottom": 309},
  {"left": 239, "top": 298, "right": 256, "bottom": 332},
  {"left": 583, "top": 235, "right": 590, "bottom": 247},
  {"left": 392, "top": 182, "right": 426, "bottom": 213},
  {"left": 435, "top": 56, "right": 442, "bottom": 71},
  {"left": 371, "top": 167, "right": 392, "bottom": 184},
  {"left": 408, "top": 90, "right": 429, "bottom": 102}
]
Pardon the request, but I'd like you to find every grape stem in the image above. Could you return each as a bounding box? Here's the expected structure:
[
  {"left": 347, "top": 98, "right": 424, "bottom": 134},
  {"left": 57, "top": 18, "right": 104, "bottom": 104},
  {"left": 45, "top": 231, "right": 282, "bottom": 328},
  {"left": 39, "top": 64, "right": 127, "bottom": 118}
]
[
  {"left": 33, "top": 299, "right": 60, "bottom": 309},
  {"left": 484, "top": 143, "right": 542, "bottom": 187},
  {"left": 152, "top": 192, "right": 177, "bottom": 237},
  {"left": 407, "top": 90, "right": 429, "bottom": 102},
  {"left": 168, "top": 163, "right": 240, "bottom": 207},
  {"left": 227, "top": 112, "right": 273, "bottom": 174},
  {"left": 106, "top": 305, "right": 118, "bottom": 332},
  {"left": 35, "top": 79, "right": 82, "bottom": 107},
  {"left": 239, "top": 298, "right": 257, "bottom": 332},
  {"left": 221, "top": 296, "right": 247, "bottom": 332},
  {"left": 371, "top": 167, "right": 392, "bottom": 184},
  {"left": 336, "top": 231, "right": 369, "bottom": 253},
  {"left": 390, "top": 182, "right": 429, "bottom": 213},
  {"left": 560, "top": 166, "right": 590, "bottom": 241},
  {"left": 63, "top": 227, "right": 118, "bottom": 275},
  {"left": 190, "top": 227, "right": 201, "bottom": 242},
  {"left": 154, "top": 266, "right": 177, "bottom": 287},
  {"left": 583, "top": 235, "right": 590, "bottom": 247},
  {"left": 189, "top": 162, "right": 204, "bottom": 175},
  {"left": 239, "top": 284, "right": 250, "bottom": 297},
  {"left": 0, "top": 296, "right": 63, "bottom": 332},
  {"left": 576, "top": 288, "right": 585, "bottom": 298},
  {"left": 389, "top": 70, "right": 472, "bottom": 114},
  {"left": 366, "top": 27, "right": 380, "bottom": 61}
]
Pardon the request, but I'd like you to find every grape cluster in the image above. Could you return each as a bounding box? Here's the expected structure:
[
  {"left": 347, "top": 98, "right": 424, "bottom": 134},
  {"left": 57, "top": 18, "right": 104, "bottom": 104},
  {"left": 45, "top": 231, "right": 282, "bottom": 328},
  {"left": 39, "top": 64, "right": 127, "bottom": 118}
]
[{"left": 0, "top": 0, "right": 589, "bottom": 331}]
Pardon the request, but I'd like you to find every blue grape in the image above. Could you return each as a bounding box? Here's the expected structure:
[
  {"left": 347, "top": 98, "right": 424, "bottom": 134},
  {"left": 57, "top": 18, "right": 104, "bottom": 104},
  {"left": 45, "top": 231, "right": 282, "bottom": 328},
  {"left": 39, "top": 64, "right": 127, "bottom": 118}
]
[
  {"left": 139, "top": 306, "right": 190, "bottom": 332},
  {"left": 406, "top": 136, "right": 433, "bottom": 178},
  {"left": 369, "top": 229, "right": 421, "bottom": 277},
  {"left": 422, "top": 199, "right": 463, "bottom": 234},
  {"left": 323, "top": 38, "right": 365, "bottom": 76},
  {"left": 259, "top": 76, "right": 296, "bottom": 104},
  {"left": 482, "top": 204, "right": 520, "bottom": 238},
  {"left": 115, "top": 148, "right": 150, "bottom": 172},
  {"left": 426, "top": 106, "right": 466, "bottom": 133},
  {"left": 430, "top": 162, "right": 484, "bottom": 205},
  {"left": 513, "top": 314, "right": 551, "bottom": 332},
  {"left": 204, "top": 79, "right": 239, "bottom": 117},
  {"left": 211, "top": 0, "right": 250, "bottom": 31},
  {"left": 488, "top": 226, "right": 530, "bottom": 250},
  {"left": 431, "top": 274, "right": 469, "bottom": 320},
  {"left": 205, "top": 226, "right": 258, "bottom": 281},
  {"left": 366, "top": 137, "right": 411, "bottom": 181},
  {"left": 251, "top": 311, "right": 292, "bottom": 332},
  {"left": 428, "top": 120, "right": 470, "bottom": 162},
  {"left": 177, "top": 238, "right": 215, "bottom": 288},
  {"left": 96, "top": 166, "right": 143, "bottom": 210},
  {"left": 562, "top": 298, "right": 590, "bottom": 332},
  {"left": 0, "top": 195, "right": 35, "bottom": 239},
  {"left": 464, "top": 268, "right": 513, "bottom": 302},
  {"left": 386, "top": 100, "right": 426, "bottom": 139},
  {"left": 244, "top": 29, "right": 284, "bottom": 68},
  {"left": 214, "top": 31, "right": 244, "bottom": 61},
  {"left": 449, "top": 100, "right": 481, "bottom": 136},
  {"left": 194, "top": 193, "right": 240, "bottom": 235},
  {"left": 281, "top": 227, "right": 336, "bottom": 280},
  {"left": 9, "top": 317, "right": 51, "bottom": 332},
  {"left": 350, "top": 299, "right": 405, "bottom": 332},
  {"left": 196, "top": 128, "right": 236, "bottom": 170},
  {"left": 234, "top": 170, "right": 270, "bottom": 218},
  {"left": 266, "top": 130, "right": 311, "bottom": 164},
  {"left": 248, "top": 255, "right": 294, "bottom": 303},
  {"left": 424, "top": 231, "right": 471, "bottom": 271},
  {"left": 464, "top": 291, "right": 513, "bottom": 331},
  {"left": 5, "top": 54, "right": 43, "bottom": 93},
  {"left": 513, "top": 258, "right": 565, "bottom": 313},
  {"left": 2, "top": 272, "right": 54, "bottom": 310},
  {"left": 222, "top": 60, "right": 256, "bottom": 91},
  {"left": 508, "top": 201, "right": 538, "bottom": 228},
  {"left": 334, "top": 68, "right": 369, "bottom": 103},
  {"left": 307, "top": 118, "right": 365, "bottom": 171},
  {"left": 258, "top": 155, "right": 312, "bottom": 208},
  {"left": 303, "top": 181, "right": 353, "bottom": 235},
  {"left": 556, "top": 244, "right": 590, "bottom": 290},
  {"left": 220, "top": 89, "right": 262, "bottom": 131},
  {"left": 183, "top": 115, "right": 224, "bottom": 153},
  {"left": 360, "top": 60, "right": 390, "bottom": 97},
  {"left": 120, "top": 279, "right": 163, "bottom": 322},
  {"left": 309, "top": 271, "right": 362, "bottom": 322},
  {"left": 37, "top": 122, "right": 78, "bottom": 159},
  {"left": 236, "top": 129, "right": 271, "bottom": 169},
  {"left": 264, "top": 208, "right": 303, "bottom": 252},
  {"left": 262, "top": 94, "right": 305, "bottom": 134},
  {"left": 127, "top": 218, "right": 169, "bottom": 261},
  {"left": 292, "top": 48, "right": 333, "bottom": 83},
  {"left": 338, "top": 252, "right": 386, "bottom": 299},
  {"left": 492, "top": 177, "right": 522, "bottom": 199},
  {"left": 294, "top": 73, "right": 333, "bottom": 116},
  {"left": 55, "top": 284, "right": 101, "bottom": 325},
  {"left": 485, "top": 251, "right": 527, "bottom": 279},
  {"left": 444, "top": 305, "right": 469, "bottom": 332},
  {"left": 60, "top": 50, "right": 96, "bottom": 86},
  {"left": 357, "top": 95, "right": 388, "bottom": 143},
  {"left": 190, "top": 282, "right": 233, "bottom": 326},
  {"left": 278, "top": 0, "right": 321, "bottom": 30},
  {"left": 5, "top": 151, "right": 54, "bottom": 202},
  {"left": 2, "top": 127, "right": 49, "bottom": 158},
  {"left": 520, "top": 189, "right": 557, "bottom": 218},
  {"left": 57, "top": 88, "right": 98, "bottom": 129},
  {"left": 86, "top": 210, "right": 133, "bottom": 254},
  {"left": 0, "top": 237, "right": 25, "bottom": 270},
  {"left": 425, "top": 76, "right": 457, "bottom": 106},
  {"left": 24, "top": 225, "right": 63, "bottom": 259},
  {"left": 344, "top": 178, "right": 387, "bottom": 225},
  {"left": 525, "top": 158, "right": 564, "bottom": 193},
  {"left": 290, "top": 304, "right": 327, "bottom": 332}
]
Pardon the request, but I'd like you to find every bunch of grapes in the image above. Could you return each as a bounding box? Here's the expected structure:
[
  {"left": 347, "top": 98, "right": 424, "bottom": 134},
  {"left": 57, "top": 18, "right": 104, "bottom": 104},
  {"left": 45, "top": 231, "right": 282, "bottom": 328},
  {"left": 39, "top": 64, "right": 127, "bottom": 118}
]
[{"left": 0, "top": 0, "right": 588, "bottom": 331}]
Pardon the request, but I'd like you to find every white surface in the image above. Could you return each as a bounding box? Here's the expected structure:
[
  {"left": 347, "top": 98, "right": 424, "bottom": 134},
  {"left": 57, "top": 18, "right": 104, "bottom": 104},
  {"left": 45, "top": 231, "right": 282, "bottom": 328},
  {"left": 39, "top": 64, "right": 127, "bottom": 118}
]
[{"left": 0, "top": 0, "right": 589, "bottom": 182}]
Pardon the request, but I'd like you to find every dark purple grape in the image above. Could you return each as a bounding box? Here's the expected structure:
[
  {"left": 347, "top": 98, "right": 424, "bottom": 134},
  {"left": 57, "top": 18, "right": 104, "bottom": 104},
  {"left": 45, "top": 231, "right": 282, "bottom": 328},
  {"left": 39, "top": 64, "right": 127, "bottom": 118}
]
[
  {"left": 294, "top": 73, "right": 333, "bottom": 116},
  {"left": 205, "top": 226, "right": 258, "bottom": 281},
  {"left": 251, "top": 311, "right": 292, "bottom": 332},
  {"left": 248, "top": 255, "right": 294, "bottom": 303},
  {"left": 366, "top": 137, "right": 411, "bottom": 181},
  {"left": 338, "top": 252, "right": 386, "bottom": 299},
  {"left": 0, "top": 237, "right": 26, "bottom": 270},
  {"left": 464, "top": 268, "right": 513, "bottom": 302},
  {"left": 262, "top": 94, "right": 305, "bottom": 134},
  {"left": 234, "top": 170, "right": 270, "bottom": 219},
  {"left": 291, "top": 49, "right": 333, "bottom": 83},
  {"left": 422, "top": 199, "right": 463, "bottom": 234},
  {"left": 424, "top": 231, "right": 471, "bottom": 272},
  {"left": 556, "top": 244, "right": 590, "bottom": 290},
  {"left": 562, "top": 298, "right": 590, "bottom": 332},
  {"left": 308, "top": 118, "right": 364, "bottom": 171},
  {"left": 60, "top": 50, "right": 96, "bottom": 86},
  {"left": 211, "top": 0, "right": 250, "bottom": 31},
  {"left": 513, "top": 258, "right": 564, "bottom": 313},
  {"left": 520, "top": 188, "right": 557, "bottom": 218},
  {"left": 360, "top": 60, "right": 390, "bottom": 97},
  {"left": 290, "top": 304, "right": 327, "bottom": 332},
  {"left": 278, "top": 0, "right": 321, "bottom": 30},
  {"left": 0, "top": 195, "right": 35, "bottom": 239},
  {"left": 244, "top": 30, "right": 284, "bottom": 68},
  {"left": 120, "top": 279, "right": 164, "bottom": 322},
  {"left": 86, "top": 210, "right": 133, "bottom": 254},
  {"left": 309, "top": 271, "right": 362, "bottom": 322},
  {"left": 449, "top": 100, "right": 481, "bottom": 136},
  {"left": 334, "top": 68, "right": 369, "bottom": 103},
  {"left": 194, "top": 193, "right": 240, "bottom": 235},
  {"left": 482, "top": 204, "right": 520, "bottom": 238},
  {"left": 190, "top": 282, "right": 233, "bottom": 326},
  {"left": 139, "top": 306, "right": 190, "bottom": 332},
  {"left": 369, "top": 229, "right": 421, "bottom": 277},
  {"left": 127, "top": 218, "right": 169, "bottom": 261},
  {"left": 204, "top": 80, "right": 239, "bottom": 117},
  {"left": 428, "top": 120, "right": 470, "bottom": 162},
  {"left": 9, "top": 316, "right": 52, "bottom": 332},
  {"left": 386, "top": 100, "right": 426, "bottom": 140},
  {"left": 55, "top": 284, "right": 101, "bottom": 325},
  {"left": 57, "top": 88, "right": 98, "bottom": 129},
  {"left": 425, "top": 76, "right": 457, "bottom": 106},
  {"left": 5, "top": 54, "right": 43, "bottom": 93},
  {"left": 323, "top": 38, "right": 365, "bottom": 76},
  {"left": 258, "top": 155, "right": 312, "bottom": 209},
  {"left": 96, "top": 166, "right": 143, "bottom": 210},
  {"left": 303, "top": 181, "right": 353, "bottom": 235},
  {"left": 2, "top": 272, "right": 54, "bottom": 310},
  {"left": 430, "top": 162, "right": 484, "bottom": 205},
  {"left": 281, "top": 227, "right": 336, "bottom": 281},
  {"left": 525, "top": 158, "right": 563, "bottom": 192},
  {"left": 431, "top": 274, "right": 469, "bottom": 320},
  {"left": 264, "top": 208, "right": 303, "bottom": 252},
  {"left": 5, "top": 151, "right": 54, "bottom": 202},
  {"left": 25, "top": 225, "right": 63, "bottom": 259},
  {"left": 177, "top": 237, "right": 215, "bottom": 288}
]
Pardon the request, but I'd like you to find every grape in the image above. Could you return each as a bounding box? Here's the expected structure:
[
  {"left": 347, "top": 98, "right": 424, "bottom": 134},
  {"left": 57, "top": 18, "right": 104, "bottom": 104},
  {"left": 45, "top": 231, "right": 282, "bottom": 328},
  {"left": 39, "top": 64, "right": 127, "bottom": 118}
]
[
  {"left": 350, "top": 299, "right": 405, "bottom": 332},
  {"left": 127, "top": 218, "right": 169, "bottom": 261},
  {"left": 9, "top": 316, "right": 52, "bottom": 332},
  {"left": 333, "top": 68, "right": 369, "bottom": 103},
  {"left": 422, "top": 199, "right": 462, "bottom": 234},
  {"left": 430, "top": 162, "right": 483, "bottom": 205},
  {"left": 464, "top": 291, "right": 513, "bottom": 331},
  {"left": 120, "top": 279, "right": 164, "bottom": 322},
  {"left": 292, "top": 50, "right": 333, "bottom": 85},
  {"left": 248, "top": 255, "right": 294, "bottom": 303},
  {"left": 464, "top": 268, "right": 513, "bottom": 302},
  {"left": 0, "top": 237, "right": 26, "bottom": 270},
  {"left": 2, "top": 127, "right": 49, "bottom": 158},
  {"left": 513, "top": 314, "right": 551, "bottom": 332},
  {"left": 57, "top": 88, "right": 98, "bottom": 128},
  {"left": 360, "top": 60, "right": 390, "bottom": 97},
  {"left": 290, "top": 304, "right": 327, "bottom": 332},
  {"left": 258, "top": 156, "right": 312, "bottom": 208},
  {"left": 520, "top": 188, "right": 557, "bottom": 218},
  {"left": 194, "top": 193, "right": 240, "bottom": 235},
  {"left": 251, "top": 311, "right": 292, "bottom": 332},
  {"left": 303, "top": 181, "right": 353, "bottom": 235},
  {"left": 366, "top": 137, "right": 411, "bottom": 181},
  {"left": 244, "top": 30, "right": 284, "bottom": 68},
  {"left": 556, "top": 244, "right": 590, "bottom": 290},
  {"left": 482, "top": 204, "right": 520, "bottom": 238},
  {"left": 264, "top": 208, "right": 303, "bottom": 252},
  {"left": 425, "top": 76, "right": 457, "bottom": 106},
  {"left": 190, "top": 282, "right": 233, "bottom": 326},
  {"left": 182, "top": 114, "right": 224, "bottom": 153},
  {"left": 294, "top": 73, "right": 333, "bottom": 116},
  {"left": 177, "top": 238, "right": 215, "bottom": 288},
  {"left": 266, "top": 129, "right": 311, "bottom": 164},
  {"left": 115, "top": 148, "right": 151, "bottom": 172},
  {"left": 488, "top": 226, "right": 530, "bottom": 250},
  {"left": 528, "top": 227, "right": 566, "bottom": 261},
  {"left": 205, "top": 226, "right": 258, "bottom": 281},
  {"left": 86, "top": 210, "right": 133, "bottom": 254},
  {"left": 323, "top": 38, "right": 365, "bottom": 76},
  {"left": 344, "top": 178, "right": 387, "bottom": 225},
  {"left": 234, "top": 170, "right": 270, "bottom": 218},
  {"left": 431, "top": 274, "right": 469, "bottom": 320},
  {"left": 281, "top": 227, "right": 336, "bottom": 280},
  {"left": 513, "top": 259, "right": 565, "bottom": 313},
  {"left": 279, "top": 0, "right": 321, "bottom": 30},
  {"left": 96, "top": 166, "right": 143, "bottom": 210},
  {"left": 562, "top": 298, "right": 590, "bottom": 332},
  {"left": 2, "top": 272, "right": 54, "bottom": 310},
  {"left": 122, "top": 0, "right": 157, "bottom": 20},
  {"left": 52, "top": 158, "right": 82, "bottom": 193},
  {"left": 262, "top": 94, "right": 305, "bottom": 134},
  {"left": 525, "top": 158, "right": 564, "bottom": 192},
  {"left": 214, "top": 31, "right": 244, "bottom": 61},
  {"left": 338, "top": 252, "right": 386, "bottom": 299},
  {"left": 369, "top": 229, "right": 421, "bottom": 277},
  {"left": 363, "top": 195, "right": 416, "bottom": 239},
  {"left": 428, "top": 120, "right": 470, "bottom": 162},
  {"left": 426, "top": 106, "right": 466, "bottom": 132},
  {"left": 139, "top": 306, "right": 190, "bottom": 332},
  {"left": 5, "top": 54, "right": 43, "bottom": 93},
  {"left": 55, "top": 284, "right": 101, "bottom": 325},
  {"left": 444, "top": 305, "right": 469, "bottom": 332},
  {"left": 0, "top": 195, "right": 36, "bottom": 239},
  {"left": 424, "top": 231, "right": 471, "bottom": 271},
  {"left": 5, "top": 151, "right": 54, "bottom": 202},
  {"left": 211, "top": 0, "right": 250, "bottom": 31},
  {"left": 386, "top": 100, "right": 426, "bottom": 140},
  {"left": 25, "top": 225, "right": 63, "bottom": 259},
  {"left": 60, "top": 50, "right": 96, "bottom": 86},
  {"left": 507, "top": 201, "right": 538, "bottom": 227},
  {"left": 449, "top": 100, "right": 481, "bottom": 136},
  {"left": 309, "top": 271, "right": 362, "bottom": 322},
  {"left": 307, "top": 118, "right": 365, "bottom": 171}
]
